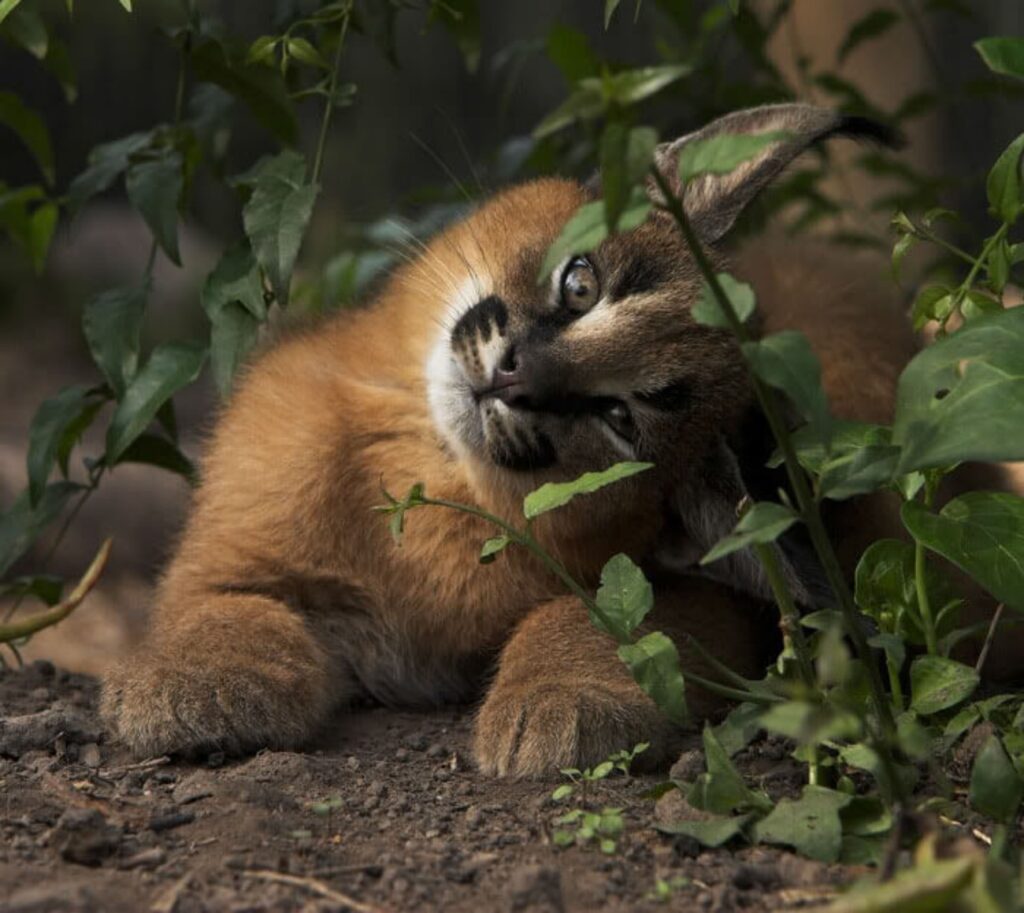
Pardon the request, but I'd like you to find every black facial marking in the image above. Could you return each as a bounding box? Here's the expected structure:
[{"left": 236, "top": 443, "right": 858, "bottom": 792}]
[
  {"left": 451, "top": 295, "right": 509, "bottom": 347},
  {"left": 492, "top": 429, "right": 556, "bottom": 471},
  {"left": 613, "top": 256, "right": 665, "bottom": 300},
  {"left": 635, "top": 379, "right": 692, "bottom": 412}
]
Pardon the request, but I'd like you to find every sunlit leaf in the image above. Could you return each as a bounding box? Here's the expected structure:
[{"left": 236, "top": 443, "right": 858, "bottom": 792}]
[
  {"left": 985, "top": 132, "right": 1024, "bottom": 224},
  {"left": 975, "top": 36, "right": 1024, "bottom": 81},
  {"left": 909, "top": 655, "right": 979, "bottom": 715},
  {"left": 600, "top": 124, "right": 657, "bottom": 230},
  {"left": 751, "top": 785, "right": 852, "bottom": 863},
  {"left": 692, "top": 272, "right": 755, "bottom": 328},
  {"left": 678, "top": 131, "right": 790, "bottom": 183},
  {"left": 618, "top": 632, "right": 687, "bottom": 725},
  {"left": 593, "top": 553, "right": 653, "bottom": 641},
  {"left": 522, "top": 461, "right": 652, "bottom": 519}
]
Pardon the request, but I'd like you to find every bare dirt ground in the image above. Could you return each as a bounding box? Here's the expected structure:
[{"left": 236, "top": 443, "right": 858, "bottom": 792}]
[{"left": 0, "top": 661, "right": 861, "bottom": 913}]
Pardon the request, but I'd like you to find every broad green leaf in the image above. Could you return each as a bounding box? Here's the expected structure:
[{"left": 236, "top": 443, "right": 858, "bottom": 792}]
[
  {"left": 617, "top": 631, "right": 687, "bottom": 725},
  {"left": 839, "top": 796, "right": 892, "bottom": 838},
  {"left": 82, "top": 285, "right": 147, "bottom": 397},
  {"left": 759, "top": 700, "right": 862, "bottom": 743},
  {"left": 0, "top": 91, "right": 53, "bottom": 184},
  {"left": 678, "top": 131, "right": 790, "bottom": 183},
  {"left": 689, "top": 723, "right": 772, "bottom": 814},
  {"left": 191, "top": 38, "right": 298, "bottom": 144},
  {"left": 855, "top": 540, "right": 925, "bottom": 644},
  {"left": 201, "top": 244, "right": 266, "bottom": 396},
  {"left": 910, "top": 284, "right": 953, "bottom": 331},
  {"left": 823, "top": 857, "right": 974, "bottom": 913},
  {"left": 284, "top": 36, "right": 327, "bottom": 69},
  {"left": 751, "top": 785, "right": 852, "bottom": 863},
  {"left": 26, "top": 385, "right": 95, "bottom": 505},
  {"left": 106, "top": 343, "right": 207, "bottom": 463},
  {"left": 479, "top": 535, "right": 509, "bottom": 564},
  {"left": 656, "top": 813, "right": 751, "bottom": 847},
  {"left": 893, "top": 308, "right": 1024, "bottom": 471},
  {"left": 116, "top": 433, "right": 197, "bottom": 485},
  {"left": 969, "top": 734, "right": 1024, "bottom": 823},
  {"left": 4, "top": 7, "right": 47, "bottom": 58},
  {"left": 28, "top": 200, "right": 56, "bottom": 274},
  {"left": 522, "top": 461, "right": 652, "bottom": 519},
  {"left": 241, "top": 150, "right": 318, "bottom": 306},
  {"left": 604, "top": 64, "right": 691, "bottom": 105},
  {"left": 246, "top": 35, "right": 278, "bottom": 66},
  {"left": 909, "top": 655, "right": 979, "bottom": 715},
  {"left": 975, "top": 36, "right": 1024, "bottom": 81},
  {"left": 902, "top": 493, "right": 1024, "bottom": 611},
  {"left": 537, "top": 192, "right": 650, "bottom": 281},
  {"left": 837, "top": 9, "right": 899, "bottom": 63},
  {"left": 533, "top": 84, "right": 605, "bottom": 138},
  {"left": 818, "top": 443, "right": 899, "bottom": 500},
  {"left": 67, "top": 131, "right": 151, "bottom": 212},
  {"left": 742, "top": 331, "right": 832, "bottom": 445},
  {"left": 593, "top": 553, "right": 653, "bottom": 641},
  {"left": 547, "top": 24, "right": 598, "bottom": 81},
  {"left": 691, "top": 273, "right": 755, "bottom": 328},
  {"left": 985, "top": 132, "right": 1024, "bottom": 224},
  {"left": 126, "top": 149, "right": 183, "bottom": 265},
  {"left": 0, "top": 0, "right": 23, "bottom": 27},
  {"left": 712, "top": 702, "right": 762, "bottom": 757},
  {"left": 700, "top": 501, "right": 796, "bottom": 565},
  {"left": 0, "top": 482, "right": 80, "bottom": 577},
  {"left": 600, "top": 124, "right": 657, "bottom": 230}
]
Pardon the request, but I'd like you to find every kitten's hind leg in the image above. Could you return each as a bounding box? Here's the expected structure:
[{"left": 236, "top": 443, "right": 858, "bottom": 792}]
[{"left": 102, "top": 591, "right": 345, "bottom": 758}]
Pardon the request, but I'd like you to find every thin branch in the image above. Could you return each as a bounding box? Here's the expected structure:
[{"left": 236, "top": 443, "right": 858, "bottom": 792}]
[
  {"left": 243, "top": 869, "right": 391, "bottom": 913},
  {"left": 975, "top": 603, "right": 1005, "bottom": 676}
]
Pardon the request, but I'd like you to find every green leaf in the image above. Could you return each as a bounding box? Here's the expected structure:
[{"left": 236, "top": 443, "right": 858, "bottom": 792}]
[
  {"left": 600, "top": 124, "right": 657, "bottom": 231},
  {"left": 969, "top": 734, "right": 1024, "bottom": 823},
  {"left": 656, "top": 813, "right": 751, "bottom": 847},
  {"left": 617, "top": 632, "right": 687, "bottom": 726},
  {"left": 678, "top": 131, "right": 790, "bottom": 183},
  {"left": 26, "top": 385, "right": 96, "bottom": 505},
  {"left": 910, "top": 284, "right": 953, "bottom": 331},
  {"left": 67, "top": 131, "right": 151, "bottom": 212},
  {"left": 893, "top": 308, "right": 1024, "bottom": 471},
  {"left": 241, "top": 150, "right": 318, "bottom": 306},
  {"left": 752, "top": 785, "right": 852, "bottom": 863},
  {"left": 604, "top": 0, "right": 622, "bottom": 28},
  {"left": 537, "top": 192, "right": 650, "bottom": 282},
  {"left": 546, "top": 24, "right": 598, "bottom": 81},
  {"left": 759, "top": 701, "right": 862, "bottom": 743},
  {"left": 106, "top": 343, "right": 207, "bottom": 464},
  {"left": 285, "top": 36, "right": 327, "bottom": 69},
  {"left": 118, "top": 0, "right": 132, "bottom": 10},
  {"left": 986, "top": 132, "right": 1024, "bottom": 224},
  {"left": 689, "top": 723, "right": 772, "bottom": 815},
  {"left": 701, "top": 501, "right": 797, "bottom": 565},
  {"left": 837, "top": 9, "right": 899, "bottom": 63},
  {"left": 818, "top": 443, "right": 900, "bottom": 500},
  {"left": 246, "top": 35, "right": 278, "bottom": 66},
  {"left": 909, "top": 655, "right": 979, "bottom": 715},
  {"left": 4, "top": 7, "right": 47, "bottom": 58},
  {"left": 191, "top": 38, "right": 298, "bottom": 145},
  {"left": 975, "top": 37, "right": 1024, "bottom": 81},
  {"left": 82, "top": 285, "right": 148, "bottom": 397},
  {"left": 551, "top": 784, "right": 574, "bottom": 801},
  {"left": 712, "top": 702, "right": 762, "bottom": 757},
  {"left": 479, "top": 535, "right": 510, "bottom": 564},
  {"left": 902, "top": 492, "right": 1024, "bottom": 611},
  {"left": 593, "top": 553, "right": 653, "bottom": 641},
  {"left": 42, "top": 38, "right": 77, "bottom": 103},
  {"left": 0, "top": 1, "right": 24, "bottom": 27},
  {"left": 0, "top": 482, "right": 80, "bottom": 577},
  {"left": 201, "top": 244, "right": 267, "bottom": 396},
  {"left": 523, "top": 461, "right": 653, "bottom": 519},
  {"left": 822, "top": 856, "right": 976, "bottom": 913},
  {"left": 742, "top": 331, "right": 832, "bottom": 445},
  {"left": 0, "top": 91, "right": 53, "bottom": 185},
  {"left": 691, "top": 273, "right": 755, "bottom": 328},
  {"left": 115, "top": 433, "right": 196, "bottom": 484},
  {"left": 604, "top": 64, "right": 691, "bottom": 105},
  {"left": 28, "top": 200, "right": 57, "bottom": 274},
  {"left": 126, "top": 148, "right": 183, "bottom": 265}
]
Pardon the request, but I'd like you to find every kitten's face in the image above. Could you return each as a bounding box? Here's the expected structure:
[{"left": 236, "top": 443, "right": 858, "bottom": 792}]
[{"left": 425, "top": 179, "right": 750, "bottom": 484}]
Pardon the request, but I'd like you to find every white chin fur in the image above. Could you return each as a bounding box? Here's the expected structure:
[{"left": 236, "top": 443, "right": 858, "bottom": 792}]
[{"left": 426, "top": 335, "right": 479, "bottom": 460}]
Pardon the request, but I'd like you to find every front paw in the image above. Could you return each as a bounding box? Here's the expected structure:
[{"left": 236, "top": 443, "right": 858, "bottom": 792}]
[
  {"left": 472, "top": 679, "right": 677, "bottom": 778},
  {"left": 101, "top": 650, "right": 330, "bottom": 759}
]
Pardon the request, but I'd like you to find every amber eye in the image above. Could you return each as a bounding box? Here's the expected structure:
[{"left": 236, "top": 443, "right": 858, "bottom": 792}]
[{"left": 560, "top": 257, "right": 601, "bottom": 313}]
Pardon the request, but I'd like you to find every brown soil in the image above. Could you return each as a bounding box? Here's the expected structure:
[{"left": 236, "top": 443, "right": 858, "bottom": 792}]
[{"left": 0, "top": 661, "right": 862, "bottom": 913}]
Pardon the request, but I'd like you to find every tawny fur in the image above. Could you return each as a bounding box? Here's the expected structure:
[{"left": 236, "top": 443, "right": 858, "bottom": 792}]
[{"left": 103, "top": 106, "right": 1017, "bottom": 776}]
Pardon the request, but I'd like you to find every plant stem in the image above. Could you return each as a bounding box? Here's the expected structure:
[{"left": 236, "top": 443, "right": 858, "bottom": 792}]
[
  {"left": 948, "top": 224, "right": 1007, "bottom": 325},
  {"left": 312, "top": 11, "right": 350, "bottom": 186},
  {"left": 650, "top": 166, "right": 904, "bottom": 792},
  {"left": 753, "top": 542, "right": 816, "bottom": 691},
  {"left": 914, "top": 480, "right": 938, "bottom": 655},
  {"left": 907, "top": 220, "right": 978, "bottom": 269}
]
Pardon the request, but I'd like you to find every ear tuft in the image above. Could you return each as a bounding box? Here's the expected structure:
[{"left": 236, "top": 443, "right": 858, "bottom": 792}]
[{"left": 828, "top": 114, "right": 905, "bottom": 150}]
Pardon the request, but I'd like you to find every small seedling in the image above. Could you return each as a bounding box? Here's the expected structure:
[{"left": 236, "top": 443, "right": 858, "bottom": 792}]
[
  {"left": 552, "top": 806, "right": 624, "bottom": 854},
  {"left": 648, "top": 876, "right": 691, "bottom": 903},
  {"left": 551, "top": 742, "right": 649, "bottom": 805}
]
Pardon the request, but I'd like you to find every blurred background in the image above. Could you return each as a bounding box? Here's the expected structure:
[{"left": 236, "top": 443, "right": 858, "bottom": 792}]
[{"left": 1, "top": 0, "right": 1022, "bottom": 673}]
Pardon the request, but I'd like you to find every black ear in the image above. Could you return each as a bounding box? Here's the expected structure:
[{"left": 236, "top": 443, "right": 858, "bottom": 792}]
[
  {"left": 653, "top": 104, "right": 901, "bottom": 243},
  {"left": 655, "top": 432, "right": 829, "bottom": 608}
]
